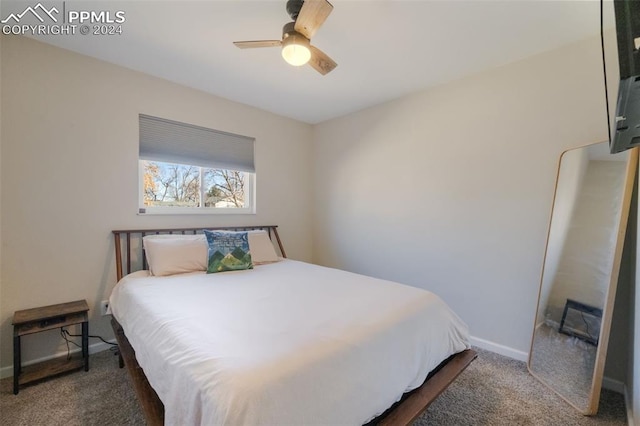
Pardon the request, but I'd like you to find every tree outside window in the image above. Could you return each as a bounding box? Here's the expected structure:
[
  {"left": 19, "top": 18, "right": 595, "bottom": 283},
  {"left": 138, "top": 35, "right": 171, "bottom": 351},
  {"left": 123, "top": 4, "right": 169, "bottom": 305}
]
[{"left": 142, "top": 160, "right": 248, "bottom": 209}]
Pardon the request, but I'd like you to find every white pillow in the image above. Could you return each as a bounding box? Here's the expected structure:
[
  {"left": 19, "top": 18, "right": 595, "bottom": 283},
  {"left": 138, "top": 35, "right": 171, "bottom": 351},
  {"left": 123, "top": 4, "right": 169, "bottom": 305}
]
[
  {"left": 248, "top": 230, "right": 280, "bottom": 264},
  {"left": 143, "top": 234, "right": 207, "bottom": 276}
]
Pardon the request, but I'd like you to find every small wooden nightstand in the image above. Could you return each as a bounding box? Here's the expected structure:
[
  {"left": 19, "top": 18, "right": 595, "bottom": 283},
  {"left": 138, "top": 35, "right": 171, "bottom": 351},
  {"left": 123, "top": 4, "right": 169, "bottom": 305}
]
[{"left": 12, "top": 300, "right": 89, "bottom": 394}]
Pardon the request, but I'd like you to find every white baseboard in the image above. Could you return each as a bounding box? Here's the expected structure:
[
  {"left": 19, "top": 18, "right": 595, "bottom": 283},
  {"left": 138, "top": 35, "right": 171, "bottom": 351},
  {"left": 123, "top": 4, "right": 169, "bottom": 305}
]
[
  {"left": 603, "top": 376, "right": 626, "bottom": 394},
  {"left": 625, "top": 385, "right": 635, "bottom": 426},
  {"left": 0, "top": 340, "right": 115, "bottom": 380},
  {"left": 3, "top": 334, "right": 529, "bottom": 378},
  {"left": 470, "top": 335, "right": 529, "bottom": 362}
]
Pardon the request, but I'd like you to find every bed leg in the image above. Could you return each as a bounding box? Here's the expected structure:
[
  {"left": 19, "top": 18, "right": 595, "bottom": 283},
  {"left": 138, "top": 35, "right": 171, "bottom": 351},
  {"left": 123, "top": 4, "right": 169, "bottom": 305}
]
[{"left": 111, "top": 317, "right": 165, "bottom": 426}]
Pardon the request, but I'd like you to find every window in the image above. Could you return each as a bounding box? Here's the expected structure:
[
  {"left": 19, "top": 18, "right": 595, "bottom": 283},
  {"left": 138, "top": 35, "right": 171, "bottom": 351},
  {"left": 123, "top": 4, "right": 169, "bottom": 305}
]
[{"left": 138, "top": 115, "right": 255, "bottom": 214}]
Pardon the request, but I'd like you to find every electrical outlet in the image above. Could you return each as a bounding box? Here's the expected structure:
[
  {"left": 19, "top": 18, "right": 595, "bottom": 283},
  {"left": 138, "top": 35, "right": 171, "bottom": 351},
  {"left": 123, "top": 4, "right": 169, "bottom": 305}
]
[{"left": 100, "top": 300, "right": 110, "bottom": 316}]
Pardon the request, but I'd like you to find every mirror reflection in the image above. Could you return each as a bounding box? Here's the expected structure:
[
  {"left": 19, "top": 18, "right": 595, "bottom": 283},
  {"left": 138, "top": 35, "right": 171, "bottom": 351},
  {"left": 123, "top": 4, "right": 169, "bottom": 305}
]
[{"left": 528, "top": 141, "right": 636, "bottom": 414}]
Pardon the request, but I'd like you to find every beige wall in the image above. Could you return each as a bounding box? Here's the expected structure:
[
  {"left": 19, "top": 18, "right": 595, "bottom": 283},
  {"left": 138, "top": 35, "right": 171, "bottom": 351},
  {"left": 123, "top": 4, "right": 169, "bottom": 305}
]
[
  {"left": 0, "top": 35, "right": 314, "bottom": 371},
  {"left": 311, "top": 34, "right": 615, "bottom": 359}
]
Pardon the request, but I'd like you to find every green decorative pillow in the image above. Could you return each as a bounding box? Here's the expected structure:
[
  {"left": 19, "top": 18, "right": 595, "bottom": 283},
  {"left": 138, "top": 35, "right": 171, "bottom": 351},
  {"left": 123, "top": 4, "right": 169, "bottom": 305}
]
[{"left": 204, "top": 230, "right": 253, "bottom": 273}]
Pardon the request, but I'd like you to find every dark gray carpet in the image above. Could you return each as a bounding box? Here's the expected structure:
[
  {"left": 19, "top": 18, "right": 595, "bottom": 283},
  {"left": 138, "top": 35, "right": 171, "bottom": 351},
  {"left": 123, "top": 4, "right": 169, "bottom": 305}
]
[
  {"left": 1, "top": 348, "right": 145, "bottom": 425},
  {"left": 419, "top": 349, "right": 625, "bottom": 426},
  {"left": 0, "top": 347, "right": 627, "bottom": 425}
]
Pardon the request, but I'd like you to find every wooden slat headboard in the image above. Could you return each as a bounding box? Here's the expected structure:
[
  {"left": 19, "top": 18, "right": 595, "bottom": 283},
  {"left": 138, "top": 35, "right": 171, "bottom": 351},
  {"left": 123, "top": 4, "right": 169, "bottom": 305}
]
[{"left": 112, "top": 225, "right": 285, "bottom": 281}]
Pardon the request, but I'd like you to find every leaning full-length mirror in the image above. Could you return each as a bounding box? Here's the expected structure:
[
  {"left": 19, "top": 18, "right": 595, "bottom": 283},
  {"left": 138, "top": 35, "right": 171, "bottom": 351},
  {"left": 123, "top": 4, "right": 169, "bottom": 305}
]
[{"left": 528, "top": 142, "right": 637, "bottom": 414}]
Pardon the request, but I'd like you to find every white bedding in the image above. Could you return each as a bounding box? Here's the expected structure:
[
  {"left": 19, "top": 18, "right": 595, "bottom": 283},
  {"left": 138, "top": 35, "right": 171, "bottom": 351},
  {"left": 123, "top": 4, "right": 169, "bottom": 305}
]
[{"left": 110, "top": 259, "right": 470, "bottom": 425}]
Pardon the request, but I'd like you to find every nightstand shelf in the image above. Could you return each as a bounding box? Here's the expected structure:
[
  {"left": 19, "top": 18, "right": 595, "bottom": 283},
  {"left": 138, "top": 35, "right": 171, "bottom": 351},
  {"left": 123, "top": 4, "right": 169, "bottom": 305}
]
[{"left": 12, "top": 300, "right": 89, "bottom": 394}]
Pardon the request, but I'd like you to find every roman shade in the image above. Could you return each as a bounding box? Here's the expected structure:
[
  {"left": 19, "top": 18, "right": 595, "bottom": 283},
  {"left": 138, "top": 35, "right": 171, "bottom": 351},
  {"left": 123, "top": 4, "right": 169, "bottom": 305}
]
[{"left": 139, "top": 114, "right": 255, "bottom": 173}]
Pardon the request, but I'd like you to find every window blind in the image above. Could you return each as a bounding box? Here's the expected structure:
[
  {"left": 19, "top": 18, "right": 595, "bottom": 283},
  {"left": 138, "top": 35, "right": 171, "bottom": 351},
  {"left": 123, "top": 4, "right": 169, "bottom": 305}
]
[{"left": 139, "top": 114, "right": 255, "bottom": 173}]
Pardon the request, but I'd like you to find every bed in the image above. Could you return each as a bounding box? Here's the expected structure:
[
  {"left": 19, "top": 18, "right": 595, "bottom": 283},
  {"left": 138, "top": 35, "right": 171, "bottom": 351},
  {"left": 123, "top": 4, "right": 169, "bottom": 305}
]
[{"left": 109, "top": 225, "right": 476, "bottom": 425}]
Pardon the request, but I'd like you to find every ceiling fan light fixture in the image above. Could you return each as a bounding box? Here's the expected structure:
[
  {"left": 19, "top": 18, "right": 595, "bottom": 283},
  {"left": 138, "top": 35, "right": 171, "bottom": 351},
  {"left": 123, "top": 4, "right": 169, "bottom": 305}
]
[
  {"left": 234, "top": 1, "right": 336, "bottom": 75},
  {"left": 281, "top": 32, "right": 311, "bottom": 66}
]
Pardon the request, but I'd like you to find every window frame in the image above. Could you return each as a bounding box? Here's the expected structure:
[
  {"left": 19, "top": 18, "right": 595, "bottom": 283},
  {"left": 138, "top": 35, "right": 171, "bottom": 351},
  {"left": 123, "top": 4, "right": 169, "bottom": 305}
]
[{"left": 137, "top": 160, "right": 256, "bottom": 215}]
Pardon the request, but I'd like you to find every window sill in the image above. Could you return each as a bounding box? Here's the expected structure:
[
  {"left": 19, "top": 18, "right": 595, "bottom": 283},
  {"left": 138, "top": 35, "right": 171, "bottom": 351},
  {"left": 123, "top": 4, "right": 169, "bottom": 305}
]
[{"left": 138, "top": 208, "right": 255, "bottom": 216}]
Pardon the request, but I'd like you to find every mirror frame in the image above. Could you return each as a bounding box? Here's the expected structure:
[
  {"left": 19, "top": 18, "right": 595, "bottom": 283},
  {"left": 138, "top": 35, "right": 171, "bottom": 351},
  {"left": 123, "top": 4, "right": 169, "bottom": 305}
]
[{"left": 527, "top": 144, "right": 638, "bottom": 415}]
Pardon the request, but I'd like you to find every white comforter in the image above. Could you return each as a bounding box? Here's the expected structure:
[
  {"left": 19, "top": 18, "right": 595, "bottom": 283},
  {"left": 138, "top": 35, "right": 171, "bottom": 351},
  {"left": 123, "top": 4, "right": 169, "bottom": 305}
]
[{"left": 110, "top": 259, "right": 470, "bottom": 426}]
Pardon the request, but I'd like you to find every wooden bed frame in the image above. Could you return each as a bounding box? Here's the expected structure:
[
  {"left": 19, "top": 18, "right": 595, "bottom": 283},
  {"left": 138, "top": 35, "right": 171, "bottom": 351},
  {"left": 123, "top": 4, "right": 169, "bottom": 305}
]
[{"left": 110, "top": 225, "right": 477, "bottom": 426}]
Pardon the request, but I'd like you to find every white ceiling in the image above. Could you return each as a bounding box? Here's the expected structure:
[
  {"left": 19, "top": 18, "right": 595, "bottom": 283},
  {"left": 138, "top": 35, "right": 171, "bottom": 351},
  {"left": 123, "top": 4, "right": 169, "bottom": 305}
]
[{"left": 12, "top": 0, "right": 614, "bottom": 124}]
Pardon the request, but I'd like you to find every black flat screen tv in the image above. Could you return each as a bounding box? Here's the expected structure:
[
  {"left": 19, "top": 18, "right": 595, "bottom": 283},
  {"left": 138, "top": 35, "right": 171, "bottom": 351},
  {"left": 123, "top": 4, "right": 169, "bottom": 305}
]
[{"left": 610, "top": 0, "right": 640, "bottom": 153}]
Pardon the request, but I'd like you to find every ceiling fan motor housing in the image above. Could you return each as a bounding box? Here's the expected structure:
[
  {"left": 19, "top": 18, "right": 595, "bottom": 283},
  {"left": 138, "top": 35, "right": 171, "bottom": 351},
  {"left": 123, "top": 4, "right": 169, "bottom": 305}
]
[
  {"left": 282, "top": 22, "right": 306, "bottom": 41},
  {"left": 286, "top": 0, "right": 305, "bottom": 20}
]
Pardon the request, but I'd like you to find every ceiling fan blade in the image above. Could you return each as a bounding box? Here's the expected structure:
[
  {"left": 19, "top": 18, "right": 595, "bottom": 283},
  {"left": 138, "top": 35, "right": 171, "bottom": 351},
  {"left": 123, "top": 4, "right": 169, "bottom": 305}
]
[
  {"left": 233, "top": 40, "right": 282, "bottom": 49},
  {"left": 309, "top": 45, "right": 337, "bottom": 75},
  {"left": 294, "top": 0, "right": 333, "bottom": 39}
]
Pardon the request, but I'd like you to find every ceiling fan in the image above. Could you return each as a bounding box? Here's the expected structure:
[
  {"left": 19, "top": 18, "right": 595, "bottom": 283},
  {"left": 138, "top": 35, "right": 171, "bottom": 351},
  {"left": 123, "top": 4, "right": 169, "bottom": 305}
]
[{"left": 233, "top": 0, "right": 337, "bottom": 75}]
